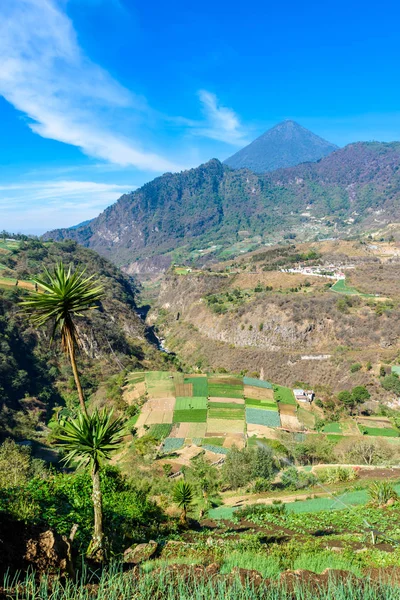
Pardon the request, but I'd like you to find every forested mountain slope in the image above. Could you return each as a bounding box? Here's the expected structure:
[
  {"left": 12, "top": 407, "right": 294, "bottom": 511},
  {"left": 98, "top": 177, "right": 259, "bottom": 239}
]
[{"left": 43, "top": 142, "right": 400, "bottom": 273}]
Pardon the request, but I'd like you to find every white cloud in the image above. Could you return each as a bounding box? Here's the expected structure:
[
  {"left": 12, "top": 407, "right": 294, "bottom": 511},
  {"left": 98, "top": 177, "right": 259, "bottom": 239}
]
[
  {"left": 194, "top": 90, "right": 250, "bottom": 146},
  {"left": 0, "top": 179, "right": 134, "bottom": 232},
  {"left": 0, "top": 0, "right": 249, "bottom": 187},
  {"left": 0, "top": 2, "right": 251, "bottom": 233},
  {"left": 0, "top": 0, "right": 182, "bottom": 172}
]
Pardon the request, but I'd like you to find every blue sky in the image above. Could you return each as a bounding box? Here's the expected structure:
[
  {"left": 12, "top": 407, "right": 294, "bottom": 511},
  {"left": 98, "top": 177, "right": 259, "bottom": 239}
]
[{"left": 1, "top": 0, "right": 400, "bottom": 234}]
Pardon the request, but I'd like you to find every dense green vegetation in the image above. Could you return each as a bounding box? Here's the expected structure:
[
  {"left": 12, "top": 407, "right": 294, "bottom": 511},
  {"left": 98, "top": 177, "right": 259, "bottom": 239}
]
[
  {"left": 0, "top": 288, "right": 62, "bottom": 426},
  {"left": 0, "top": 239, "right": 163, "bottom": 439},
  {"left": 43, "top": 142, "right": 400, "bottom": 268},
  {"left": 0, "top": 441, "right": 163, "bottom": 556}
]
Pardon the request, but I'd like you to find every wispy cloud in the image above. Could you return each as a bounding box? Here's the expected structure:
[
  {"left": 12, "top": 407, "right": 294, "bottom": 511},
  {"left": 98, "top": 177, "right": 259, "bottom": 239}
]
[
  {"left": 0, "top": 0, "right": 249, "bottom": 183},
  {"left": 0, "top": 180, "right": 134, "bottom": 232},
  {"left": 194, "top": 90, "right": 250, "bottom": 146},
  {"left": 0, "top": 1, "right": 251, "bottom": 234},
  {"left": 0, "top": 0, "right": 182, "bottom": 172}
]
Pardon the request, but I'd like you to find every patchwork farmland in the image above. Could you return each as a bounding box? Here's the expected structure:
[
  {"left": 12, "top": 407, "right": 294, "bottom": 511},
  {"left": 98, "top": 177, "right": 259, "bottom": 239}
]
[
  {"left": 0, "top": 239, "right": 36, "bottom": 290},
  {"left": 125, "top": 372, "right": 400, "bottom": 459}
]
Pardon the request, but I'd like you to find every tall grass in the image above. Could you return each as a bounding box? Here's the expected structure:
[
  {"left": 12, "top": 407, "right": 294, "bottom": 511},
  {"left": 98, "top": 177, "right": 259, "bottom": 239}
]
[
  {"left": 293, "top": 551, "right": 362, "bottom": 576},
  {"left": 141, "top": 556, "right": 204, "bottom": 573},
  {"left": 220, "top": 551, "right": 281, "bottom": 578},
  {"left": 4, "top": 566, "right": 400, "bottom": 600}
]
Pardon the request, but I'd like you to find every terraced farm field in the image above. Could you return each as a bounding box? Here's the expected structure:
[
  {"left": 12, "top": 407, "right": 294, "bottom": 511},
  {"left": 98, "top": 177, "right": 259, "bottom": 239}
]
[
  {"left": 330, "top": 278, "right": 375, "bottom": 297},
  {"left": 0, "top": 239, "right": 35, "bottom": 290},
  {"left": 0, "top": 276, "right": 35, "bottom": 290},
  {"left": 0, "top": 239, "right": 20, "bottom": 252},
  {"left": 126, "top": 371, "right": 400, "bottom": 457}
]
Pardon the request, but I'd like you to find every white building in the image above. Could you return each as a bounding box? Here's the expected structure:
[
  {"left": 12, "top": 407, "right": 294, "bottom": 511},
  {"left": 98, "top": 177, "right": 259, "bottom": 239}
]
[{"left": 293, "top": 388, "right": 315, "bottom": 403}]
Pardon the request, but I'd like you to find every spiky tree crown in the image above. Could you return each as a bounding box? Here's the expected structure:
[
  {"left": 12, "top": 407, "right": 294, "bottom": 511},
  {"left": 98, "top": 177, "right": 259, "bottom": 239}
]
[
  {"left": 56, "top": 409, "right": 125, "bottom": 471},
  {"left": 20, "top": 261, "right": 103, "bottom": 352},
  {"left": 172, "top": 480, "right": 194, "bottom": 508}
]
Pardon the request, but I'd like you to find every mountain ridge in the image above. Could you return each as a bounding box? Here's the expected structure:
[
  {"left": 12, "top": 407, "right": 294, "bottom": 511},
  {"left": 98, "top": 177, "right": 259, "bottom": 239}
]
[
  {"left": 43, "top": 141, "right": 400, "bottom": 273},
  {"left": 224, "top": 120, "right": 338, "bottom": 172}
]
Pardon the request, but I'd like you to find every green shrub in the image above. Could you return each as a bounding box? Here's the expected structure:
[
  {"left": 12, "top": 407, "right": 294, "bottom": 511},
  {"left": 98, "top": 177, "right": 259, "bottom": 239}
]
[
  {"left": 293, "top": 435, "right": 334, "bottom": 464},
  {"left": 235, "top": 502, "right": 286, "bottom": 522},
  {"left": 352, "top": 386, "right": 370, "bottom": 403},
  {"left": 317, "top": 466, "right": 358, "bottom": 484},
  {"left": 252, "top": 477, "right": 272, "bottom": 493},
  {"left": 281, "top": 467, "right": 317, "bottom": 490},
  {"left": 222, "top": 445, "right": 276, "bottom": 490},
  {"left": 381, "top": 374, "right": 400, "bottom": 395},
  {"left": 0, "top": 466, "right": 164, "bottom": 552},
  {"left": 0, "top": 439, "right": 46, "bottom": 489},
  {"left": 338, "top": 386, "right": 370, "bottom": 413},
  {"left": 369, "top": 481, "right": 399, "bottom": 506}
]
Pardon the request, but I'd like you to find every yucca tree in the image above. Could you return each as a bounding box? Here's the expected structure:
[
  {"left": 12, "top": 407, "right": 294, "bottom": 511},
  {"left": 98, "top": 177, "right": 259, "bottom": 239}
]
[
  {"left": 172, "top": 480, "right": 194, "bottom": 526},
  {"left": 56, "top": 409, "right": 125, "bottom": 561},
  {"left": 20, "top": 262, "right": 103, "bottom": 415}
]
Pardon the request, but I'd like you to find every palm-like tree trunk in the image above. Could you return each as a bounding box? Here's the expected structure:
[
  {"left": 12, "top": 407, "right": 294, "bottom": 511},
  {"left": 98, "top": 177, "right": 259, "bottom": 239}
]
[
  {"left": 88, "top": 465, "right": 105, "bottom": 562},
  {"left": 66, "top": 337, "right": 88, "bottom": 416},
  {"left": 181, "top": 505, "right": 188, "bottom": 526}
]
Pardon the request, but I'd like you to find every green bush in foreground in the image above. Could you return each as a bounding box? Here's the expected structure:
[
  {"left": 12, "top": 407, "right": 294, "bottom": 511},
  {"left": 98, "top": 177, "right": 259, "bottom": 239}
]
[
  {"left": 222, "top": 445, "right": 277, "bottom": 490},
  {"left": 317, "top": 466, "right": 358, "bottom": 484},
  {"left": 0, "top": 466, "right": 164, "bottom": 554}
]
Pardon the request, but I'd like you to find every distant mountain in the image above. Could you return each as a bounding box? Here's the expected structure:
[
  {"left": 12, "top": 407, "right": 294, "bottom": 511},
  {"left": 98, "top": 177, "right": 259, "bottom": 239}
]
[
  {"left": 224, "top": 120, "right": 338, "bottom": 172},
  {"left": 43, "top": 142, "right": 400, "bottom": 272},
  {"left": 69, "top": 218, "right": 93, "bottom": 230}
]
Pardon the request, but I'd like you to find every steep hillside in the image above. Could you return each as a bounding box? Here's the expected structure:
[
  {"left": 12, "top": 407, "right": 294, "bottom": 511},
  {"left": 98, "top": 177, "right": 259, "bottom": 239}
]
[
  {"left": 43, "top": 159, "right": 226, "bottom": 268},
  {"left": 267, "top": 141, "right": 400, "bottom": 216},
  {"left": 43, "top": 142, "right": 400, "bottom": 274},
  {"left": 150, "top": 240, "right": 400, "bottom": 396},
  {"left": 0, "top": 239, "right": 164, "bottom": 439},
  {"left": 224, "top": 120, "right": 338, "bottom": 172}
]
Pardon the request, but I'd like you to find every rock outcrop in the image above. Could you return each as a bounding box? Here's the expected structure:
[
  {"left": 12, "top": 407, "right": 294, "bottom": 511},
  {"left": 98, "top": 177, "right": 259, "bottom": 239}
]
[
  {"left": 24, "top": 530, "right": 74, "bottom": 577},
  {"left": 123, "top": 540, "right": 158, "bottom": 564}
]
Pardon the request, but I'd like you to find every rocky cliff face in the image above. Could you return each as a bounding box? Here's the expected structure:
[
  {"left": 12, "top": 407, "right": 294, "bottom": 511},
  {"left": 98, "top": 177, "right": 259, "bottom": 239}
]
[
  {"left": 158, "top": 275, "right": 356, "bottom": 352},
  {"left": 155, "top": 273, "right": 399, "bottom": 393}
]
